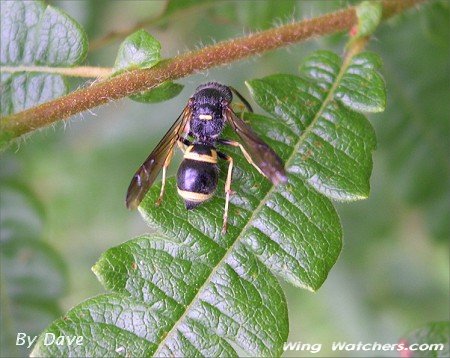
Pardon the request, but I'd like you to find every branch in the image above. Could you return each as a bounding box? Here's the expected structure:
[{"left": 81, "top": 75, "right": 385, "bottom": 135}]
[{"left": 0, "top": 0, "right": 425, "bottom": 142}]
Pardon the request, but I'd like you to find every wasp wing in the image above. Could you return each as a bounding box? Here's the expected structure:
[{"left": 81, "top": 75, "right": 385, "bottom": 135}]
[
  {"left": 224, "top": 107, "right": 287, "bottom": 186},
  {"left": 126, "top": 106, "right": 191, "bottom": 209}
]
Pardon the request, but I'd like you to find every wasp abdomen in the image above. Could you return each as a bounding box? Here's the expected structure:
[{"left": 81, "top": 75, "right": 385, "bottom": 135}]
[{"left": 177, "top": 145, "right": 218, "bottom": 210}]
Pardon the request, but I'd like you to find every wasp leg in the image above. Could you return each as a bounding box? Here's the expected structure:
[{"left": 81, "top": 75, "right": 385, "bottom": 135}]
[
  {"left": 218, "top": 151, "right": 234, "bottom": 235},
  {"left": 218, "top": 138, "right": 265, "bottom": 177},
  {"left": 177, "top": 137, "right": 191, "bottom": 153},
  {"left": 155, "top": 151, "right": 173, "bottom": 206},
  {"left": 156, "top": 137, "right": 192, "bottom": 206}
]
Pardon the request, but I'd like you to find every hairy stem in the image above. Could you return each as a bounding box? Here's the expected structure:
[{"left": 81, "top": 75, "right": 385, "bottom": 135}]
[{"left": 0, "top": 0, "right": 424, "bottom": 142}]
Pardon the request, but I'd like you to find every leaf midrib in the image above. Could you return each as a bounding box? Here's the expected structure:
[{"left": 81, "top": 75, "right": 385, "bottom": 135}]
[
  {"left": 285, "top": 56, "right": 352, "bottom": 169},
  {"left": 153, "top": 53, "right": 355, "bottom": 355}
]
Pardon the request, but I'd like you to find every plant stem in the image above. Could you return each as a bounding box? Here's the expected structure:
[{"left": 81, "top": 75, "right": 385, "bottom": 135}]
[
  {"left": 1, "top": 66, "right": 112, "bottom": 78},
  {"left": 0, "top": 0, "right": 425, "bottom": 142}
]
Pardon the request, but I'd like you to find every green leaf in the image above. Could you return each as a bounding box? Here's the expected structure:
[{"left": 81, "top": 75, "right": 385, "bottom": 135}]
[
  {"left": 113, "top": 29, "right": 182, "bottom": 103},
  {"left": 0, "top": 0, "right": 88, "bottom": 116},
  {"left": 400, "top": 322, "right": 449, "bottom": 358},
  {"left": 130, "top": 81, "right": 184, "bottom": 103},
  {"left": 355, "top": 1, "right": 382, "bottom": 38},
  {"left": 285, "top": 51, "right": 379, "bottom": 200},
  {"left": 32, "top": 49, "right": 384, "bottom": 356},
  {"left": 113, "top": 29, "right": 161, "bottom": 75},
  {"left": 336, "top": 52, "right": 386, "bottom": 112},
  {"left": 33, "top": 235, "right": 287, "bottom": 357},
  {"left": 301, "top": 50, "right": 386, "bottom": 113}
]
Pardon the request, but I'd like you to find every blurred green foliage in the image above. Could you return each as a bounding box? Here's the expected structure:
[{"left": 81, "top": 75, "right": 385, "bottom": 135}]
[
  {"left": 0, "top": 181, "right": 67, "bottom": 357},
  {"left": 0, "top": 0, "right": 448, "bottom": 357},
  {"left": 401, "top": 321, "right": 449, "bottom": 358}
]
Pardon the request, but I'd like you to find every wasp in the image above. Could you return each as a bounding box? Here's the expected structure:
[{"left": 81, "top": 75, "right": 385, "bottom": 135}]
[{"left": 126, "top": 82, "right": 287, "bottom": 233}]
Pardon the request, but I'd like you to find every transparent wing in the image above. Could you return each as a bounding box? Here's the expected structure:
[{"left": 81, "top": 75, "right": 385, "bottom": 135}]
[
  {"left": 224, "top": 107, "right": 287, "bottom": 185},
  {"left": 126, "top": 106, "right": 191, "bottom": 209}
]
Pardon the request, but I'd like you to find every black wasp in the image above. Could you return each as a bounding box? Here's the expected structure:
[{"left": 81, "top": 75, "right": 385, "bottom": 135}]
[{"left": 126, "top": 82, "right": 287, "bottom": 233}]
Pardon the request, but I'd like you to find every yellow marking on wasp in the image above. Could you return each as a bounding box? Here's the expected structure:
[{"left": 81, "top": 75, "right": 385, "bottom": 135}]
[
  {"left": 177, "top": 189, "right": 214, "bottom": 202},
  {"left": 184, "top": 151, "right": 217, "bottom": 163},
  {"left": 199, "top": 114, "right": 213, "bottom": 120},
  {"left": 184, "top": 146, "right": 218, "bottom": 163}
]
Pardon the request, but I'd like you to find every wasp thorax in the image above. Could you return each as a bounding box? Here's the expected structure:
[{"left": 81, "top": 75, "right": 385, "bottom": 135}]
[{"left": 191, "top": 102, "right": 225, "bottom": 142}]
